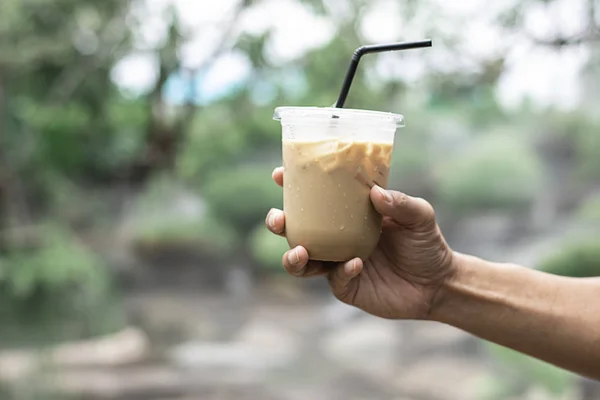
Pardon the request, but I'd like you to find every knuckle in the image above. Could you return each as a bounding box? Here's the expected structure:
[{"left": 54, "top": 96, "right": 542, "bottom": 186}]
[
  {"left": 415, "top": 197, "right": 436, "bottom": 221},
  {"left": 391, "top": 191, "right": 408, "bottom": 207}
]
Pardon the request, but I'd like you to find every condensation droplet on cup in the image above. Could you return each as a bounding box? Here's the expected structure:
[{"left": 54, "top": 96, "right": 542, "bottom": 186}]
[
  {"left": 350, "top": 214, "right": 354, "bottom": 219},
  {"left": 296, "top": 187, "right": 300, "bottom": 192},
  {"left": 287, "top": 184, "right": 291, "bottom": 189},
  {"left": 364, "top": 216, "right": 368, "bottom": 220},
  {"left": 343, "top": 192, "right": 346, "bottom": 197},
  {"left": 300, "top": 208, "right": 304, "bottom": 212},
  {"left": 339, "top": 225, "right": 345, "bottom": 231}
]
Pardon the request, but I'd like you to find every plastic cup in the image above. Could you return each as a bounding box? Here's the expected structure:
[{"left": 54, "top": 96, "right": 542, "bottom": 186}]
[{"left": 273, "top": 106, "right": 404, "bottom": 262}]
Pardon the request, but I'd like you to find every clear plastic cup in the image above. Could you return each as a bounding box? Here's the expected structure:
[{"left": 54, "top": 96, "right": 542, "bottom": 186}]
[{"left": 273, "top": 107, "right": 404, "bottom": 262}]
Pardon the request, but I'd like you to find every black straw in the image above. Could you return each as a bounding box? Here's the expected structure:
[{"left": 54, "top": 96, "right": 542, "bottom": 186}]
[{"left": 334, "top": 39, "right": 432, "bottom": 108}]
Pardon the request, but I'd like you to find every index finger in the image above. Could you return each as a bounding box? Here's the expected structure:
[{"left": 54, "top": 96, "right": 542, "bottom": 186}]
[{"left": 272, "top": 167, "right": 284, "bottom": 187}]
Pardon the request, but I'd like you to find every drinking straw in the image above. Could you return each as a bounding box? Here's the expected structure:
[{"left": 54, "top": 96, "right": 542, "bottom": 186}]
[{"left": 334, "top": 40, "right": 433, "bottom": 108}]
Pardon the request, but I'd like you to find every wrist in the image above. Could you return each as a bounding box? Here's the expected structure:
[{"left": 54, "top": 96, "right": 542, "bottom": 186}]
[{"left": 427, "top": 250, "right": 470, "bottom": 323}]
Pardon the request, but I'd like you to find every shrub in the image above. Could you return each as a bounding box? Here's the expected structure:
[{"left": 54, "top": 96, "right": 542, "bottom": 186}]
[
  {"left": 437, "top": 135, "right": 542, "bottom": 214},
  {"left": 0, "top": 224, "right": 124, "bottom": 346},
  {"left": 1, "top": 225, "right": 107, "bottom": 299},
  {"left": 202, "top": 166, "right": 283, "bottom": 236},
  {"left": 484, "top": 342, "right": 574, "bottom": 397},
  {"left": 537, "top": 240, "right": 600, "bottom": 278},
  {"left": 128, "top": 175, "right": 239, "bottom": 256},
  {"left": 249, "top": 223, "right": 289, "bottom": 273},
  {"left": 388, "top": 129, "right": 432, "bottom": 195},
  {"left": 576, "top": 195, "right": 600, "bottom": 222},
  {"left": 133, "top": 212, "right": 239, "bottom": 255}
]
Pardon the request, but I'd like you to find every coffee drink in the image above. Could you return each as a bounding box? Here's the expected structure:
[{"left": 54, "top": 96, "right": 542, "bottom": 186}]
[
  {"left": 274, "top": 106, "right": 402, "bottom": 262},
  {"left": 283, "top": 139, "right": 393, "bottom": 261}
]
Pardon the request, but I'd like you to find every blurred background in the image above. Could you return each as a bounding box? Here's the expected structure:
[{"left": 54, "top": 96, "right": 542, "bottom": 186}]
[{"left": 1, "top": 0, "right": 600, "bottom": 398}]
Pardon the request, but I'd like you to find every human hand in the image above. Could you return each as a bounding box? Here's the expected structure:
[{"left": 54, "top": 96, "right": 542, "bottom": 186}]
[{"left": 265, "top": 167, "right": 455, "bottom": 319}]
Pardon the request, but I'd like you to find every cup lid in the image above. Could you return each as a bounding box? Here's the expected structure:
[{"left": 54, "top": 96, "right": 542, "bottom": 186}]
[{"left": 273, "top": 106, "right": 404, "bottom": 127}]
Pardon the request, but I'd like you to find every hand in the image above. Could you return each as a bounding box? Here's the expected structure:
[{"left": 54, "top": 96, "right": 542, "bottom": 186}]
[{"left": 265, "top": 167, "right": 455, "bottom": 320}]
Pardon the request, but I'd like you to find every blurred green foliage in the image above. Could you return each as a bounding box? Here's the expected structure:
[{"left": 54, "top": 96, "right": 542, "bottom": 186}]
[
  {"left": 202, "top": 166, "right": 283, "bottom": 236},
  {"left": 576, "top": 195, "right": 600, "bottom": 222},
  {"left": 0, "top": 224, "right": 124, "bottom": 346},
  {"left": 437, "top": 135, "right": 542, "bottom": 213},
  {"left": 481, "top": 343, "right": 574, "bottom": 399},
  {"left": 133, "top": 214, "right": 236, "bottom": 252},
  {"left": 0, "top": 225, "right": 106, "bottom": 298},
  {"left": 249, "top": 224, "right": 290, "bottom": 273},
  {"left": 532, "top": 110, "right": 600, "bottom": 181},
  {"left": 538, "top": 240, "right": 600, "bottom": 278}
]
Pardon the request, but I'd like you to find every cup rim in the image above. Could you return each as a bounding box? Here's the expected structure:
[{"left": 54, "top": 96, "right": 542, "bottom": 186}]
[{"left": 273, "top": 106, "right": 404, "bottom": 127}]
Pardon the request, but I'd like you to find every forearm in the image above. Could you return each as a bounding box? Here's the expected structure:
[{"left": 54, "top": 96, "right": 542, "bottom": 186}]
[{"left": 430, "top": 252, "right": 600, "bottom": 379}]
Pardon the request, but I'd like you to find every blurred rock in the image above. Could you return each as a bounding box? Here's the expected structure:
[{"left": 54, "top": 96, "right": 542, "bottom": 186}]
[
  {"left": 52, "top": 327, "right": 149, "bottom": 367},
  {"left": 225, "top": 265, "right": 253, "bottom": 301},
  {"left": 235, "top": 319, "right": 298, "bottom": 351},
  {"left": 319, "top": 299, "right": 362, "bottom": 330},
  {"left": 521, "top": 386, "right": 577, "bottom": 400},
  {"left": 169, "top": 342, "right": 295, "bottom": 370},
  {"left": 170, "top": 318, "right": 299, "bottom": 370},
  {"left": 320, "top": 316, "right": 402, "bottom": 371},
  {"left": 0, "top": 327, "right": 149, "bottom": 382},
  {"left": 0, "top": 350, "right": 37, "bottom": 382},
  {"left": 390, "top": 356, "right": 486, "bottom": 400},
  {"left": 54, "top": 365, "right": 182, "bottom": 399},
  {"left": 402, "top": 321, "right": 476, "bottom": 359},
  {"left": 261, "top": 275, "right": 308, "bottom": 302}
]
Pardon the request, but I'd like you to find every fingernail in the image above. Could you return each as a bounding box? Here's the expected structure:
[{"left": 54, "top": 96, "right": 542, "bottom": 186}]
[
  {"left": 348, "top": 259, "right": 357, "bottom": 275},
  {"left": 287, "top": 248, "right": 300, "bottom": 266},
  {"left": 272, "top": 166, "right": 284, "bottom": 177},
  {"left": 352, "top": 259, "right": 359, "bottom": 274},
  {"left": 376, "top": 185, "right": 392, "bottom": 203},
  {"left": 268, "top": 211, "right": 276, "bottom": 229}
]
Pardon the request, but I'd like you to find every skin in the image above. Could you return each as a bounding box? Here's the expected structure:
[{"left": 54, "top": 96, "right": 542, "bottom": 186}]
[{"left": 265, "top": 166, "right": 600, "bottom": 380}]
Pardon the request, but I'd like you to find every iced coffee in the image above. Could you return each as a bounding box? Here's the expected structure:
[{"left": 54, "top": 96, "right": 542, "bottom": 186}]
[{"left": 274, "top": 107, "right": 403, "bottom": 262}]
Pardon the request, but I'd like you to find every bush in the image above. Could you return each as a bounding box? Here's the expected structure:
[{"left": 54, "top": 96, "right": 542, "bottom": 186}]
[
  {"left": 437, "top": 135, "right": 542, "bottom": 214},
  {"left": 249, "top": 224, "right": 289, "bottom": 273},
  {"left": 133, "top": 212, "right": 239, "bottom": 256},
  {"left": 484, "top": 343, "right": 574, "bottom": 397},
  {"left": 532, "top": 110, "right": 600, "bottom": 182},
  {"left": 177, "top": 104, "right": 281, "bottom": 182},
  {"left": 128, "top": 175, "right": 238, "bottom": 256},
  {"left": 202, "top": 166, "right": 283, "bottom": 235},
  {"left": 0, "top": 224, "right": 124, "bottom": 346},
  {"left": 388, "top": 128, "right": 433, "bottom": 195},
  {"left": 537, "top": 240, "right": 600, "bottom": 278},
  {"left": 576, "top": 195, "right": 600, "bottom": 222},
  {"left": 1, "top": 225, "right": 107, "bottom": 299}
]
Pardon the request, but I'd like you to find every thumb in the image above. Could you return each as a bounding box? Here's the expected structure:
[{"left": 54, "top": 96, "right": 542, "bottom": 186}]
[{"left": 370, "top": 185, "right": 435, "bottom": 227}]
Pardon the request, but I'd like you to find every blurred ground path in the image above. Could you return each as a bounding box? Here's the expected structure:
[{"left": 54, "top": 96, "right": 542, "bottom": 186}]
[{"left": 0, "top": 278, "right": 584, "bottom": 399}]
